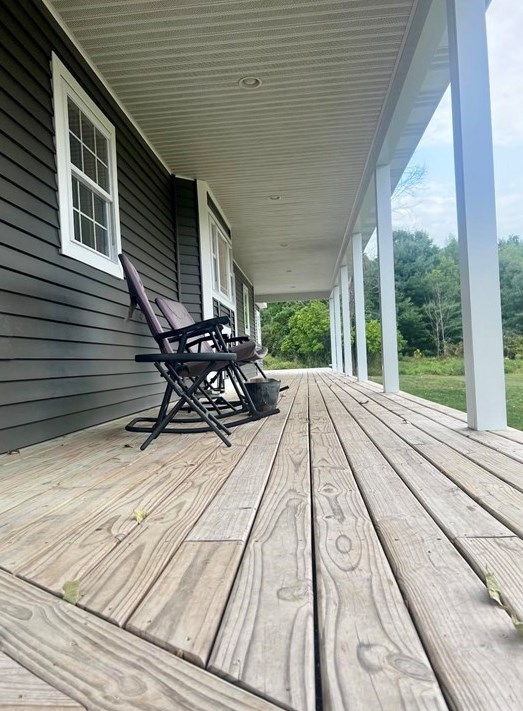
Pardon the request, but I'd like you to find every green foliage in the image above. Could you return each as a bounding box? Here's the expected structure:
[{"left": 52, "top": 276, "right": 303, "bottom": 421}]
[
  {"left": 262, "top": 300, "right": 331, "bottom": 367},
  {"left": 365, "top": 319, "right": 381, "bottom": 353}
]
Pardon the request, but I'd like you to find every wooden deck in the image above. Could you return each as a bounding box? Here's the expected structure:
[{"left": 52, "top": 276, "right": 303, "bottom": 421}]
[{"left": 1, "top": 370, "right": 523, "bottom": 710}]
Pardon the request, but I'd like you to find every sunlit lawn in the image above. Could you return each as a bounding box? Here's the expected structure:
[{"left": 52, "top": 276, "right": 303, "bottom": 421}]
[{"left": 371, "top": 371, "right": 523, "bottom": 431}]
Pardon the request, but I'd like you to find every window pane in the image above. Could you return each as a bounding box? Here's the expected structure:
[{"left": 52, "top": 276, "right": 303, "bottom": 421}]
[
  {"left": 96, "top": 225, "right": 109, "bottom": 256},
  {"left": 218, "top": 239, "right": 229, "bottom": 296},
  {"left": 95, "top": 128, "right": 108, "bottom": 164},
  {"left": 73, "top": 210, "right": 81, "bottom": 242},
  {"left": 80, "top": 215, "right": 95, "bottom": 249},
  {"left": 69, "top": 135, "right": 82, "bottom": 170},
  {"left": 79, "top": 182, "right": 93, "bottom": 217},
  {"left": 96, "top": 161, "right": 109, "bottom": 192},
  {"left": 83, "top": 147, "right": 97, "bottom": 182},
  {"left": 81, "top": 113, "right": 96, "bottom": 152},
  {"left": 93, "top": 194, "right": 107, "bottom": 226},
  {"left": 71, "top": 177, "right": 79, "bottom": 209},
  {"left": 67, "top": 99, "right": 81, "bottom": 137}
]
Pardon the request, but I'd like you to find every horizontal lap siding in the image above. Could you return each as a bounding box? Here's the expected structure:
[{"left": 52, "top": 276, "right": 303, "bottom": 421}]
[
  {"left": 174, "top": 177, "right": 203, "bottom": 322},
  {"left": 0, "top": 0, "right": 178, "bottom": 453}
]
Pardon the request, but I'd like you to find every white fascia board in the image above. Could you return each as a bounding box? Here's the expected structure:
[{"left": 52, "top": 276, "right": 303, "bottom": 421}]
[
  {"left": 257, "top": 291, "right": 330, "bottom": 302},
  {"left": 41, "top": 0, "right": 171, "bottom": 175}
]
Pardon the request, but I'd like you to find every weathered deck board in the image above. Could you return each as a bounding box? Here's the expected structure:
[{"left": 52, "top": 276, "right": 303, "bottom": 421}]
[
  {"left": 0, "top": 572, "right": 281, "bottom": 711},
  {"left": 0, "top": 651, "right": 84, "bottom": 709},
  {"left": 308, "top": 378, "right": 447, "bottom": 711},
  {"left": 323, "top": 374, "right": 523, "bottom": 623},
  {"left": 318, "top": 375, "right": 523, "bottom": 711},
  {"left": 209, "top": 379, "right": 315, "bottom": 711},
  {"left": 77, "top": 414, "right": 269, "bottom": 625},
  {"left": 127, "top": 378, "right": 299, "bottom": 666},
  {"left": 2, "top": 371, "right": 523, "bottom": 710}
]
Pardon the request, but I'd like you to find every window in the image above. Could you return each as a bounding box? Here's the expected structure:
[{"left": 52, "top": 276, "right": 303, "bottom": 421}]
[
  {"left": 242, "top": 284, "right": 251, "bottom": 335},
  {"left": 209, "top": 213, "right": 233, "bottom": 300},
  {"left": 52, "top": 54, "right": 122, "bottom": 278}
]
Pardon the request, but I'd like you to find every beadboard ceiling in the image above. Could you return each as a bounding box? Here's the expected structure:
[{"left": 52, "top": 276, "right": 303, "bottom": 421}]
[{"left": 49, "top": 0, "right": 431, "bottom": 299}]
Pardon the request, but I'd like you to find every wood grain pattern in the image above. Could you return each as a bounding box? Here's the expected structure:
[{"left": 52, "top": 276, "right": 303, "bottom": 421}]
[
  {"left": 0, "top": 651, "right": 83, "bottom": 709},
  {"left": 77, "top": 417, "right": 267, "bottom": 625},
  {"left": 319, "top": 374, "right": 523, "bottom": 711},
  {"left": 128, "top": 540, "right": 244, "bottom": 666},
  {"left": 209, "top": 380, "right": 315, "bottom": 711},
  {"left": 308, "top": 379, "right": 447, "bottom": 711},
  {"left": 0, "top": 571, "right": 280, "bottom": 711}
]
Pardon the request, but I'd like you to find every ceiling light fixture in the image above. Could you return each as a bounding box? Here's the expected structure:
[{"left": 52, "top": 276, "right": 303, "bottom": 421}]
[
  {"left": 286, "top": 269, "right": 292, "bottom": 273},
  {"left": 268, "top": 195, "right": 281, "bottom": 201},
  {"left": 239, "top": 76, "right": 262, "bottom": 89},
  {"left": 280, "top": 242, "right": 288, "bottom": 247}
]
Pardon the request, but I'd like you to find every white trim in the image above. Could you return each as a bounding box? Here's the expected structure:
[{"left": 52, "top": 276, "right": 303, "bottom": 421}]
[
  {"left": 242, "top": 283, "right": 251, "bottom": 336},
  {"left": 233, "top": 259, "right": 253, "bottom": 287},
  {"left": 52, "top": 53, "right": 122, "bottom": 279},
  {"left": 375, "top": 165, "right": 399, "bottom": 393},
  {"left": 352, "top": 233, "right": 368, "bottom": 381},
  {"left": 42, "top": 0, "right": 170, "bottom": 175},
  {"left": 340, "top": 264, "right": 353, "bottom": 376},
  {"left": 333, "top": 284, "right": 343, "bottom": 373},
  {"left": 447, "top": 0, "right": 506, "bottom": 430},
  {"left": 197, "top": 180, "right": 237, "bottom": 322}
]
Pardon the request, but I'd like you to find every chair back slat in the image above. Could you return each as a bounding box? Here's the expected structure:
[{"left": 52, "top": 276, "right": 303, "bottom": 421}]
[
  {"left": 119, "top": 254, "right": 172, "bottom": 353},
  {"left": 156, "top": 297, "right": 214, "bottom": 353}
]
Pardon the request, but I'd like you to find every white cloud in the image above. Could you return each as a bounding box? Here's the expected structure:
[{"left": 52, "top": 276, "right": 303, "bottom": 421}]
[{"left": 392, "top": 179, "right": 457, "bottom": 244}]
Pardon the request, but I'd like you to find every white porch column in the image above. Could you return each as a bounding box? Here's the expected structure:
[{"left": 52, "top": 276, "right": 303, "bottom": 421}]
[
  {"left": 447, "top": 0, "right": 506, "bottom": 430},
  {"left": 329, "top": 293, "right": 337, "bottom": 371},
  {"left": 339, "top": 264, "right": 353, "bottom": 376},
  {"left": 333, "top": 283, "right": 343, "bottom": 373},
  {"left": 375, "top": 164, "right": 399, "bottom": 392},
  {"left": 351, "top": 232, "right": 368, "bottom": 381}
]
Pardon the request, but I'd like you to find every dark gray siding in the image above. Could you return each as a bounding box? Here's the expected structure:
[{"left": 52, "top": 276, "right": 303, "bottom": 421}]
[
  {"left": 0, "top": 0, "right": 178, "bottom": 453},
  {"left": 234, "top": 264, "right": 255, "bottom": 337},
  {"left": 212, "top": 299, "right": 236, "bottom": 334},
  {"left": 174, "top": 177, "right": 203, "bottom": 321}
]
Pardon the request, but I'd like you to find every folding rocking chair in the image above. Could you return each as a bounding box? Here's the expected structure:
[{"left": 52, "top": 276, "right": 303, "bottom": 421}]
[
  {"left": 155, "top": 296, "right": 282, "bottom": 425},
  {"left": 119, "top": 254, "right": 237, "bottom": 450}
]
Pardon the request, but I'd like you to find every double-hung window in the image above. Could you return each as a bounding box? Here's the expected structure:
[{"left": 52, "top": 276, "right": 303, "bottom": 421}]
[
  {"left": 52, "top": 54, "right": 122, "bottom": 278},
  {"left": 209, "top": 213, "right": 234, "bottom": 301},
  {"left": 242, "top": 284, "right": 251, "bottom": 335}
]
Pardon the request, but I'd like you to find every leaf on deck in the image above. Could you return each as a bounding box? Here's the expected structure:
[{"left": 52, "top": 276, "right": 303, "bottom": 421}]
[
  {"left": 63, "top": 580, "right": 80, "bottom": 605},
  {"left": 510, "top": 614, "right": 523, "bottom": 636},
  {"left": 486, "top": 571, "right": 503, "bottom": 606},
  {"left": 133, "top": 508, "right": 148, "bottom": 524}
]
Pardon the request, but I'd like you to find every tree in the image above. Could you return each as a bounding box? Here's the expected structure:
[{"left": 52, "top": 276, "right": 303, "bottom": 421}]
[{"left": 281, "top": 300, "right": 330, "bottom": 366}]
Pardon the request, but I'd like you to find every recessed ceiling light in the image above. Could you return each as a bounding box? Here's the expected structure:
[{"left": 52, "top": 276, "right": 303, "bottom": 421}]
[
  {"left": 268, "top": 195, "right": 281, "bottom": 201},
  {"left": 239, "top": 76, "right": 262, "bottom": 89},
  {"left": 280, "top": 242, "right": 288, "bottom": 247},
  {"left": 286, "top": 269, "right": 292, "bottom": 273},
  {"left": 291, "top": 285, "right": 296, "bottom": 289}
]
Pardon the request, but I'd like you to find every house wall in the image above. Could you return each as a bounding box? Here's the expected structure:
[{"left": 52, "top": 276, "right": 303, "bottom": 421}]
[
  {"left": 174, "top": 177, "right": 203, "bottom": 321},
  {"left": 0, "top": 0, "right": 179, "bottom": 453}
]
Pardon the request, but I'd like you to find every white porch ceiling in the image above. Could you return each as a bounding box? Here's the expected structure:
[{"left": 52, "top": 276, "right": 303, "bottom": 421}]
[{"left": 50, "top": 0, "right": 424, "bottom": 299}]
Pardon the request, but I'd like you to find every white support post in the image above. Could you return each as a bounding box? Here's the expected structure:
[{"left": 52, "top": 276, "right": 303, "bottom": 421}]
[
  {"left": 333, "top": 283, "right": 343, "bottom": 373},
  {"left": 352, "top": 232, "right": 368, "bottom": 381},
  {"left": 339, "top": 264, "right": 353, "bottom": 376},
  {"left": 375, "top": 164, "right": 399, "bottom": 393},
  {"left": 329, "top": 293, "right": 337, "bottom": 371},
  {"left": 447, "top": 0, "right": 506, "bottom": 430}
]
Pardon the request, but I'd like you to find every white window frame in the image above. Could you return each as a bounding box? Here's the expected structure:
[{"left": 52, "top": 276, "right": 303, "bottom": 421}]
[
  {"left": 209, "top": 212, "right": 235, "bottom": 309},
  {"left": 52, "top": 53, "right": 122, "bottom": 279},
  {"left": 242, "top": 283, "right": 251, "bottom": 335}
]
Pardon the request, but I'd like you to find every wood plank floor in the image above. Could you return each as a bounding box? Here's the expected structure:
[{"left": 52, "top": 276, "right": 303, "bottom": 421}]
[{"left": 1, "top": 370, "right": 523, "bottom": 710}]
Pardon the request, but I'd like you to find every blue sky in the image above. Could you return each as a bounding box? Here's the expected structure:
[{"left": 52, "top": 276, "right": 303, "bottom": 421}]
[{"left": 392, "top": 0, "right": 523, "bottom": 245}]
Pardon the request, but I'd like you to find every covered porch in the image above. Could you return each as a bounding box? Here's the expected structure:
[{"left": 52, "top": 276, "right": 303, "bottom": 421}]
[{"left": 1, "top": 371, "right": 523, "bottom": 710}]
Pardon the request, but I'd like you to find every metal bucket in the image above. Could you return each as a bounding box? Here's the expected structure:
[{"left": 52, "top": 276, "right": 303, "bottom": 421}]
[{"left": 244, "top": 378, "right": 281, "bottom": 412}]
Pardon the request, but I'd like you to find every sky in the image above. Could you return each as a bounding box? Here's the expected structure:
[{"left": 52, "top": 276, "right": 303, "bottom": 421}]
[{"left": 391, "top": 0, "right": 523, "bottom": 245}]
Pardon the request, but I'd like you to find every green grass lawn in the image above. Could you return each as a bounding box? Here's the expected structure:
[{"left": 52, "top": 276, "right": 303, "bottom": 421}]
[{"left": 371, "top": 367, "right": 523, "bottom": 431}]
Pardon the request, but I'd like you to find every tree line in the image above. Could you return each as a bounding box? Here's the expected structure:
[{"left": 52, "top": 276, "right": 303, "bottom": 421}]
[{"left": 261, "top": 230, "right": 523, "bottom": 366}]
